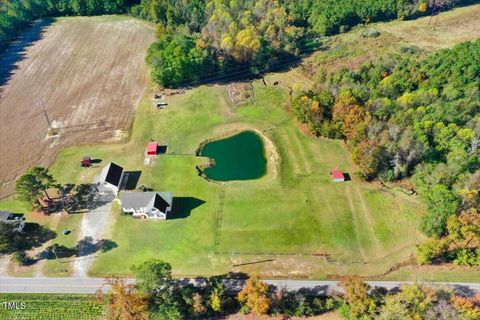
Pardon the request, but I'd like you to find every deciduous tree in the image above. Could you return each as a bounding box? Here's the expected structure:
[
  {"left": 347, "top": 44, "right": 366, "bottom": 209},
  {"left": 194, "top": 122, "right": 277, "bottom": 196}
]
[
  {"left": 103, "top": 277, "right": 149, "bottom": 320},
  {"left": 0, "top": 223, "right": 21, "bottom": 253},
  {"left": 132, "top": 258, "right": 172, "bottom": 294},
  {"left": 339, "top": 276, "right": 376, "bottom": 319},
  {"left": 238, "top": 276, "right": 271, "bottom": 315},
  {"left": 15, "top": 167, "right": 55, "bottom": 208},
  {"left": 378, "top": 284, "right": 435, "bottom": 320}
]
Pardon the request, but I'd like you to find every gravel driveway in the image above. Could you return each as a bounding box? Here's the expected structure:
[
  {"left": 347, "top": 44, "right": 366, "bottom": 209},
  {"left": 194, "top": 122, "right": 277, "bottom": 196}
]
[{"left": 73, "top": 179, "right": 116, "bottom": 277}]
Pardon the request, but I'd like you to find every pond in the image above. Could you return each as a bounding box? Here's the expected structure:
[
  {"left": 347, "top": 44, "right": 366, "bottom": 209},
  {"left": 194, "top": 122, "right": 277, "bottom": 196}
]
[{"left": 200, "top": 131, "right": 267, "bottom": 181}]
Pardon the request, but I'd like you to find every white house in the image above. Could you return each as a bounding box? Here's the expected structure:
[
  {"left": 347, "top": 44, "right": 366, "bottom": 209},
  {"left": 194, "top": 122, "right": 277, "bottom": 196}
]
[
  {"left": 122, "top": 192, "right": 173, "bottom": 220},
  {"left": 99, "top": 162, "right": 124, "bottom": 191},
  {"left": 0, "top": 211, "right": 25, "bottom": 232}
]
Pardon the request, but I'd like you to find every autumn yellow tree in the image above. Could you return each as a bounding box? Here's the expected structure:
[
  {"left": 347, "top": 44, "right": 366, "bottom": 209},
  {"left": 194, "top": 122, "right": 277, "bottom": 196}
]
[
  {"left": 339, "top": 276, "right": 377, "bottom": 318},
  {"left": 343, "top": 105, "right": 369, "bottom": 143},
  {"left": 447, "top": 208, "right": 480, "bottom": 248},
  {"left": 102, "top": 277, "right": 149, "bottom": 320},
  {"left": 418, "top": 2, "right": 428, "bottom": 12},
  {"left": 331, "top": 91, "right": 362, "bottom": 140},
  {"left": 192, "top": 293, "right": 207, "bottom": 317},
  {"left": 352, "top": 140, "right": 386, "bottom": 179},
  {"left": 378, "top": 284, "right": 435, "bottom": 319},
  {"left": 210, "top": 288, "right": 223, "bottom": 313},
  {"left": 234, "top": 26, "right": 261, "bottom": 62},
  {"left": 237, "top": 276, "right": 271, "bottom": 315},
  {"left": 451, "top": 293, "right": 480, "bottom": 320}
]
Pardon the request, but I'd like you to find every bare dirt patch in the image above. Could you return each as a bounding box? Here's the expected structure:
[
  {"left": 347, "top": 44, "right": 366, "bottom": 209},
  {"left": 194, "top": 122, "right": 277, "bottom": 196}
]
[
  {"left": 226, "top": 82, "right": 254, "bottom": 105},
  {"left": 0, "top": 16, "right": 154, "bottom": 197}
]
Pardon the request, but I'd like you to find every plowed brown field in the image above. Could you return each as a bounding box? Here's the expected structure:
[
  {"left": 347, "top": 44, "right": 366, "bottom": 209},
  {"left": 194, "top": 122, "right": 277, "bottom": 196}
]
[{"left": 0, "top": 16, "right": 154, "bottom": 197}]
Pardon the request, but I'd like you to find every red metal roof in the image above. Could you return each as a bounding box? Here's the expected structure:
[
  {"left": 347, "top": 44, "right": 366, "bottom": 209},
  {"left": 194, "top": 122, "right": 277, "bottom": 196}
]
[
  {"left": 147, "top": 142, "right": 158, "bottom": 154},
  {"left": 331, "top": 170, "right": 345, "bottom": 180}
]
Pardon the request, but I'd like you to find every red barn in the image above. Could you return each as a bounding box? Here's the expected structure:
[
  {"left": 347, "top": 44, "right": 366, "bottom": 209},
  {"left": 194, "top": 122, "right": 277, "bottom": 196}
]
[
  {"left": 331, "top": 170, "right": 345, "bottom": 182},
  {"left": 146, "top": 142, "right": 158, "bottom": 156}
]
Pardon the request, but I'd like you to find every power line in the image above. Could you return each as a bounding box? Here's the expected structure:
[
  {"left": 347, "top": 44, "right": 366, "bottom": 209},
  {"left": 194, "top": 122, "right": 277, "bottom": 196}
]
[
  {"left": 155, "top": 43, "right": 320, "bottom": 88},
  {"left": 428, "top": 0, "right": 445, "bottom": 29}
]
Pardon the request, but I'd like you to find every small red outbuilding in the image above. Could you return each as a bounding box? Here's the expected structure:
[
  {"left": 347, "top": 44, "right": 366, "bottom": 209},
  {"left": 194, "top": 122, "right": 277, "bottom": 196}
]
[
  {"left": 331, "top": 169, "right": 345, "bottom": 182},
  {"left": 146, "top": 142, "right": 158, "bottom": 156}
]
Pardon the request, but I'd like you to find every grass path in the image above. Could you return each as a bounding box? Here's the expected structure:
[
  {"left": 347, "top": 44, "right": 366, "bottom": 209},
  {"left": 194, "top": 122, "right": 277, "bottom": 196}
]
[
  {"left": 355, "top": 186, "right": 382, "bottom": 255},
  {"left": 344, "top": 185, "right": 367, "bottom": 261}
]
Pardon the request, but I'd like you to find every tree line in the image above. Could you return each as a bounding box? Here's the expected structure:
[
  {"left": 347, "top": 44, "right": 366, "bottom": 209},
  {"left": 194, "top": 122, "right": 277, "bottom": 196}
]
[
  {"left": 102, "top": 258, "right": 480, "bottom": 319},
  {"left": 0, "top": 0, "right": 136, "bottom": 51},
  {"left": 138, "top": 0, "right": 475, "bottom": 87},
  {"left": 1, "top": 0, "right": 475, "bottom": 86},
  {"left": 292, "top": 40, "right": 480, "bottom": 266}
]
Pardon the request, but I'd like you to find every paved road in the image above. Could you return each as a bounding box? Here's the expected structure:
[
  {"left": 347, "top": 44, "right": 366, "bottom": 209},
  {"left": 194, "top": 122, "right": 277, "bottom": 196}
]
[{"left": 1, "top": 277, "right": 479, "bottom": 295}]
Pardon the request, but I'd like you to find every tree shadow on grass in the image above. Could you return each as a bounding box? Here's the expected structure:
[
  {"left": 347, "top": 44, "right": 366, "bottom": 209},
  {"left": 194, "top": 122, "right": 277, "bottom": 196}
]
[
  {"left": 66, "top": 184, "right": 116, "bottom": 213},
  {"left": 39, "top": 244, "right": 77, "bottom": 261},
  {"left": 17, "top": 223, "right": 56, "bottom": 251},
  {"left": 169, "top": 197, "right": 206, "bottom": 219},
  {"left": 0, "top": 19, "right": 53, "bottom": 91},
  {"left": 76, "top": 236, "right": 118, "bottom": 257},
  {"left": 34, "top": 237, "right": 118, "bottom": 264}
]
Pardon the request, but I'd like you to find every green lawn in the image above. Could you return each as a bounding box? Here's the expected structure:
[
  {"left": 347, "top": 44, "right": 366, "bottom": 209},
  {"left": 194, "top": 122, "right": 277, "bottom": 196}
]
[
  {"left": 34, "top": 80, "right": 429, "bottom": 279},
  {"left": 0, "top": 79, "right": 440, "bottom": 279}
]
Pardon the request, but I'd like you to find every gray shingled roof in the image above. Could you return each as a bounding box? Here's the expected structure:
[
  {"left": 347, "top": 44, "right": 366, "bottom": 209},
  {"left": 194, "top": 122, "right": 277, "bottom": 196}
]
[
  {"left": 122, "top": 192, "right": 173, "bottom": 211},
  {"left": 0, "top": 211, "right": 12, "bottom": 221}
]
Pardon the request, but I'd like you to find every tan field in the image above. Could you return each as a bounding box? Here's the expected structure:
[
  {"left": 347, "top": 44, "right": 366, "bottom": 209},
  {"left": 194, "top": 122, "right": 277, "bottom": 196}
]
[
  {"left": 375, "top": 4, "right": 480, "bottom": 51},
  {"left": 0, "top": 16, "right": 154, "bottom": 198},
  {"left": 302, "top": 4, "right": 480, "bottom": 78}
]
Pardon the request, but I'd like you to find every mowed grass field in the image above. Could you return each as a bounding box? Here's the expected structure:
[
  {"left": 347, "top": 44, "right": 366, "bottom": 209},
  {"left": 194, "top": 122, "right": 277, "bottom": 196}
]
[{"left": 30, "top": 80, "right": 426, "bottom": 279}]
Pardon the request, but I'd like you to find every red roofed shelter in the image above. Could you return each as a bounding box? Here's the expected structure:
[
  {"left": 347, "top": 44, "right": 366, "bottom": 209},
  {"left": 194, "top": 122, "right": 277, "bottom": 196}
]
[
  {"left": 146, "top": 142, "right": 158, "bottom": 156},
  {"left": 331, "top": 170, "right": 345, "bottom": 182}
]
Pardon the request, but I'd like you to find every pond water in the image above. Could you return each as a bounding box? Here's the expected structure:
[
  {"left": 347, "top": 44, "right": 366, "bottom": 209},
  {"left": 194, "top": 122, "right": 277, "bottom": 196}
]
[{"left": 201, "top": 131, "right": 267, "bottom": 181}]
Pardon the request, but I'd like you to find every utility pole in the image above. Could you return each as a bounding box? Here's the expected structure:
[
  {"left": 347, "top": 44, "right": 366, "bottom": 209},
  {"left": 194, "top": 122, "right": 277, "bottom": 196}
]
[
  {"left": 428, "top": 0, "right": 445, "bottom": 29},
  {"left": 52, "top": 248, "right": 61, "bottom": 264},
  {"left": 40, "top": 99, "right": 52, "bottom": 131}
]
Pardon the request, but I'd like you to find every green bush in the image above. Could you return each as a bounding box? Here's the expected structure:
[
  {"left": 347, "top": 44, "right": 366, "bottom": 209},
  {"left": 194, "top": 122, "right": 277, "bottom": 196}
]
[
  {"left": 453, "top": 249, "right": 480, "bottom": 266},
  {"left": 11, "top": 251, "right": 29, "bottom": 266}
]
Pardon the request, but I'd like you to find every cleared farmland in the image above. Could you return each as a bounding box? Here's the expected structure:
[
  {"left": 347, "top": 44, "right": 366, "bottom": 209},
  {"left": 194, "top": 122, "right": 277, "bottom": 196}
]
[{"left": 0, "top": 16, "right": 154, "bottom": 197}]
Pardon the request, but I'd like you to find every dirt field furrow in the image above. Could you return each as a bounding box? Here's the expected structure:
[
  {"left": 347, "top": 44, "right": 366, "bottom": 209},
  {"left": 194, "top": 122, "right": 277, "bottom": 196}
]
[{"left": 0, "top": 16, "right": 154, "bottom": 197}]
